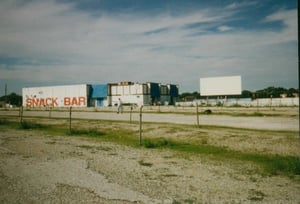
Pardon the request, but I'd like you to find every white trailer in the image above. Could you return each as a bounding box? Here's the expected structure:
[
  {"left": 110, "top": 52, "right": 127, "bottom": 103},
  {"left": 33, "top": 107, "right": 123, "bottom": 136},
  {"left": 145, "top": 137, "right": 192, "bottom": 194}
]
[{"left": 22, "top": 84, "right": 89, "bottom": 107}]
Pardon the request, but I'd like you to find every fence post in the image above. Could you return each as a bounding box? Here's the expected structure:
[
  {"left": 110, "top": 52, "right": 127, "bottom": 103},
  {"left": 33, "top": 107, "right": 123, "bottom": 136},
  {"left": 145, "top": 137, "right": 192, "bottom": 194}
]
[
  {"left": 196, "top": 103, "right": 200, "bottom": 127},
  {"left": 130, "top": 106, "right": 133, "bottom": 123},
  {"left": 139, "top": 105, "right": 143, "bottom": 145},
  {"left": 19, "top": 106, "right": 23, "bottom": 123},
  {"left": 49, "top": 107, "right": 52, "bottom": 118},
  {"left": 69, "top": 106, "right": 72, "bottom": 133}
]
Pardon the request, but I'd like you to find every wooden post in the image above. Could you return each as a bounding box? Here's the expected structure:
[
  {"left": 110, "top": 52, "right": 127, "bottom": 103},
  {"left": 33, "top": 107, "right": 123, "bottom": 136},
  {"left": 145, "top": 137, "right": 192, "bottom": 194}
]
[
  {"left": 69, "top": 106, "right": 72, "bottom": 134},
  {"left": 49, "top": 107, "right": 52, "bottom": 118},
  {"left": 20, "top": 106, "right": 23, "bottom": 123},
  {"left": 130, "top": 106, "right": 133, "bottom": 123},
  {"left": 139, "top": 105, "right": 143, "bottom": 145},
  {"left": 196, "top": 102, "right": 200, "bottom": 127}
]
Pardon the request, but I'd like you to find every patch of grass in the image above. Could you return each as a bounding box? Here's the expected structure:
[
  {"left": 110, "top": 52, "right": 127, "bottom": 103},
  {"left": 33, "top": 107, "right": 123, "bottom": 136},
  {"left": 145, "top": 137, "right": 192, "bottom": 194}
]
[
  {"left": 143, "top": 138, "right": 171, "bottom": 148},
  {"left": 68, "top": 129, "right": 106, "bottom": 137},
  {"left": 45, "top": 141, "right": 56, "bottom": 145},
  {"left": 0, "top": 119, "right": 9, "bottom": 125},
  {"left": 140, "top": 137, "right": 300, "bottom": 176},
  {"left": 252, "top": 112, "right": 265, "bottom": 117},
  {"left": 171, "top": 199, "right": 196, "bottom": 204},
  {"left": 262, "top": 156, "right": 300, "bottom": 176},
  {"left": 184, "top": 198, "right": 195, "bottom": 204}
]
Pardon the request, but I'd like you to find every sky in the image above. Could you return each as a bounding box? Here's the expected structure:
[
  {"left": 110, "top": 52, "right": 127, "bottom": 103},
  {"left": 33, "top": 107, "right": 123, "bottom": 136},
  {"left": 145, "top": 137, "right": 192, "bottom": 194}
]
[{"left": 0, "top": 0, "right": 298, "bottom": 96}]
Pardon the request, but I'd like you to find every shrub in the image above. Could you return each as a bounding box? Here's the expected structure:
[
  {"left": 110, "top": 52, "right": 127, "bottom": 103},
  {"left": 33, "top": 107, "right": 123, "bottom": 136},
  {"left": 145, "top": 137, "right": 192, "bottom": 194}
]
[
  {"left": 20, "top": 121, "right": 45, "bottom": 129},
  {"left": 143, "top": 138, "right": 171, "bottom": 148}
]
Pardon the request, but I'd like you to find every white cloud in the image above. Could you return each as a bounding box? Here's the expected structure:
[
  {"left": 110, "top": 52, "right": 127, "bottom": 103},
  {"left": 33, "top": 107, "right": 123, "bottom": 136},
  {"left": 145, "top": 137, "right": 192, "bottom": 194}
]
[
  {"left": 217, "top": 25, "right": 233, "bottom": 32},
  {"left": 263, "top": 9, "right": 297, "bottom": 43},
  {"left": 225, "top": 1, "right": 258, "bottom": 10}
]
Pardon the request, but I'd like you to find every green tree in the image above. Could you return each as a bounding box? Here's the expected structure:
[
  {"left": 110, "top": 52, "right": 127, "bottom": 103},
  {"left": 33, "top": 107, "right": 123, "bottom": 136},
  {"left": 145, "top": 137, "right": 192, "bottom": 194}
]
[
  {"left": 241, "top": 90, "right": 253, "bottom": 98},
  {"left": 0, "top": 93, "right": 22, "bottom": 107}
]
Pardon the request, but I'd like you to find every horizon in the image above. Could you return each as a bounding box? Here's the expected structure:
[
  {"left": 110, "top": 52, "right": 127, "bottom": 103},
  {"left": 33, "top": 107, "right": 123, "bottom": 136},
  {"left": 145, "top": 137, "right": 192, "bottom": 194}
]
[{"left": 0, "top": 0, "right": 298, "bottom": 96}]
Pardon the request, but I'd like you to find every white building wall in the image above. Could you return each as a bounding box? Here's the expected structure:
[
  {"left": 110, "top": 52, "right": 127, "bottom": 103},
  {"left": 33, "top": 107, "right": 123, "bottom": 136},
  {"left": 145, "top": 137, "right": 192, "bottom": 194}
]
[
  {"left": 22, "top": 84, "right": 88, "bottom": 107},
  {"left": 109, "top": 83, "right": 151, "bottom": 106}
]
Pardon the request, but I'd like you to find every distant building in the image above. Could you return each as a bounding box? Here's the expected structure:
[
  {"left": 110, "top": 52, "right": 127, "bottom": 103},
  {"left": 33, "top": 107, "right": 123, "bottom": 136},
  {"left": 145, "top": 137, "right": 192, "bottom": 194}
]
[
  {"left": 108, "top": 82, "right": 179, "bottom": 106},
  {"left": 22, "top": 82, "right": 179, "bottom": 108}
]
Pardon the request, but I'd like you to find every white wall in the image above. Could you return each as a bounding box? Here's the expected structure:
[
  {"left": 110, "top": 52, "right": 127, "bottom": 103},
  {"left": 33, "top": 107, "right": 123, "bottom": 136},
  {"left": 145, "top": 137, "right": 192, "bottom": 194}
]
[
  {"left": 109, "top": 83, "right": 151, "bottom": 106},
  {"left": 200, "top": 76, "right": 242, "bottom": 96},
  {"left": 22, "top": 84, "right": 88, "bottom": 107},
  {"left": 176, "top": 97, "right": 299, "bottom": 107}
]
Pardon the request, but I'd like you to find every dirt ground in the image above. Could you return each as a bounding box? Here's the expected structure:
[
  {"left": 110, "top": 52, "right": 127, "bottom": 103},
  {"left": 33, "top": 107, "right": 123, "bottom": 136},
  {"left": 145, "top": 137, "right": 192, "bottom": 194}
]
[{"left": 0, "top": 108, "right": 299, "bottom": 203}]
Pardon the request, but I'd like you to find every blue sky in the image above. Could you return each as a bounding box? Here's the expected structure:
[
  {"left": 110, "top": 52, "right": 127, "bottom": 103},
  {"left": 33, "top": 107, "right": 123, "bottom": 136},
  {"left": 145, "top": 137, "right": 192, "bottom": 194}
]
[{"left": 0, "top": 0, "right": 298, "bottom": 95}]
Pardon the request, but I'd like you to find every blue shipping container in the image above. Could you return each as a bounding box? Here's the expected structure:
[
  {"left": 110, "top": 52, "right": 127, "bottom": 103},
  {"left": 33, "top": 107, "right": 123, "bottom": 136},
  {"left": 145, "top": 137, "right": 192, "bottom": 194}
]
[
  {"left": 169, "top": 84, "right": 179, "bottom": 97},
  {"left": 149, "top": 83, "right": 160, "bottom": 97},
  {"left": 91, "top": 84, "right": 107, "bottom": 98}
]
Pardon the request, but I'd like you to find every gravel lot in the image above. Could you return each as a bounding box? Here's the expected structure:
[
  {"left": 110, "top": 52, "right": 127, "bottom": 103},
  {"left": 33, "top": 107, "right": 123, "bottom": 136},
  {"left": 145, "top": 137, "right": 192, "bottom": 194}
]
[{"left": 0, "top": 107, "right": 299, "bottom": 203}]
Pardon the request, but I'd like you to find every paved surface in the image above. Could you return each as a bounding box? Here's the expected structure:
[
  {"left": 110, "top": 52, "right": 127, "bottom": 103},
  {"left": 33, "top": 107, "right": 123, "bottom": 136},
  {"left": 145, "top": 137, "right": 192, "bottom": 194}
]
[{"left": 2, "top": 110, "right": 298, "bottom": 131}]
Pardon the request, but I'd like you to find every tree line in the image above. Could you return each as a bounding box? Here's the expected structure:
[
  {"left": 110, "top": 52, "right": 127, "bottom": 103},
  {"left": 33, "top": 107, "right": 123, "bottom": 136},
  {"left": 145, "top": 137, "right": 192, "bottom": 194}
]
[
  {"left": 180, "top": 87, "right": 299, "bottom": 101},
  {"left": 0, "top": 93, "right": 22, "bottom": 107}
]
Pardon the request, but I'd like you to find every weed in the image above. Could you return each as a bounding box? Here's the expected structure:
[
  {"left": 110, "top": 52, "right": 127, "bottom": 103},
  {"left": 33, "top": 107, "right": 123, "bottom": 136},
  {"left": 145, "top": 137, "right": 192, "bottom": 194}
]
[
  {"left": 200, "top": 137, "right": 208, "bottom": 145},
  {"left": 96, "top": 146, "right": 112, "bottom": 151},
  {"left": 162, "top": 174, "right": 178, "bottom": 177},
  {"left": 184, "top": 198, "right": 195, "bottom": 204},
  {"left": 248, "top": 189, "right": 265, "bottom": 201},
  {"left": 45, "top": 141, "right": 56, "bottom": 145},
  {"left": 138, "top": 160, "right": 153, "bottom": 167},
  {"left": 77, "top": 145, "right": 94, "bottom": 149}
]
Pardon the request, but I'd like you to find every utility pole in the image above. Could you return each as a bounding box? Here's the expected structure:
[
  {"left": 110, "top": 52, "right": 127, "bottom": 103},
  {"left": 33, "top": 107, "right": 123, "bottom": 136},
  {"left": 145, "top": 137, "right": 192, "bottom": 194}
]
[{"left": 5, "top": 84, "right": 7, "bottom": 106}]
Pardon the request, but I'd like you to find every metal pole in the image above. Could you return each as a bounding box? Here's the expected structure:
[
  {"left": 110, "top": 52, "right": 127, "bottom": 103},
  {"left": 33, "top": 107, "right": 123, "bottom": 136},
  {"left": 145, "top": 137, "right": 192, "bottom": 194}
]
[{"left": 139, "top": 105, "right": 143, "bottom": 145}]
